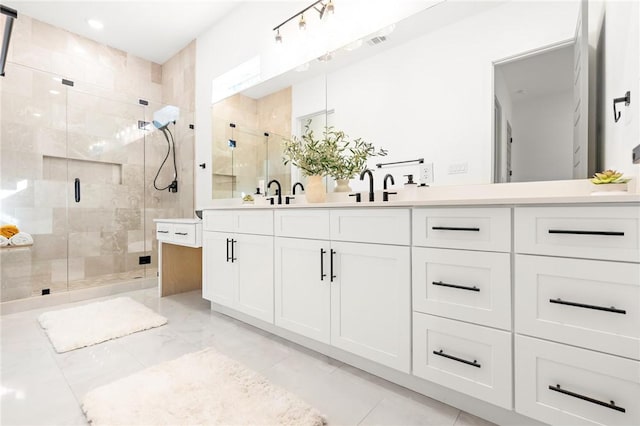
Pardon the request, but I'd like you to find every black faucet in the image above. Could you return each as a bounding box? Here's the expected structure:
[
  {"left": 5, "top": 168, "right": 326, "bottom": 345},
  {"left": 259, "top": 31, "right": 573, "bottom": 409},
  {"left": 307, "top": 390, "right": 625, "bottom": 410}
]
[
  {"left": 382, "top": 173, "right": 396, "bottom": 202},
  {"left": 383, "top": 174, "right": 395, "bottom": 190},
  {"left": 292, "top": 182, "right": 304, "bottom": 195},
  {"left": 267, "top": 179, "right": 282, "bottom": 205},
  {"left": 360, "top": 169, "right": 375, "bottom": 202}
]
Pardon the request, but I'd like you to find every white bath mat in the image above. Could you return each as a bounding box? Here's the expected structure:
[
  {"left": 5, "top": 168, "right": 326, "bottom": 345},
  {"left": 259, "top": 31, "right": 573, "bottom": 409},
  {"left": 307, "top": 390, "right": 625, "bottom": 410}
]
[
  {"left": 82, "top": 347, "right": 326, "bottom": 426},
  {"left": 38, "top": 297, "right": 167, "bottom": 353}
]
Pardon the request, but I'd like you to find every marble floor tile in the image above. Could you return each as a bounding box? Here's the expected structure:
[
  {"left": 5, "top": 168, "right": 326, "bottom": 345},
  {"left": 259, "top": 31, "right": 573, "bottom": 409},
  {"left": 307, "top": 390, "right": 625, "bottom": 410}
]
[{"left": 0, "top": 289, "right": 496, "bottom": 426}]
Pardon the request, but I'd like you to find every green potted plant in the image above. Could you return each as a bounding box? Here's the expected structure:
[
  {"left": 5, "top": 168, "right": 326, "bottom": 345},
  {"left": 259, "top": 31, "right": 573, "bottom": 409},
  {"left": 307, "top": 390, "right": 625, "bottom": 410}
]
[
  {"left": 590, "top": 169, "right": 631, "bottom": 194},
  {"left": 283, "top": 121, "right": 333, "bottom": 202},
  {"left": 324, "top": 127, "right": 387, "bottom": 192}
]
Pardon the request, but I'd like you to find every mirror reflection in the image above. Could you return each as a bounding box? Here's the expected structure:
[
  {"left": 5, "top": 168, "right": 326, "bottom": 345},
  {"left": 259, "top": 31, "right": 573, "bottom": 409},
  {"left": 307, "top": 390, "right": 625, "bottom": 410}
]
[{"left": 211, "top": 0, "right": 596, "bottom": 199}]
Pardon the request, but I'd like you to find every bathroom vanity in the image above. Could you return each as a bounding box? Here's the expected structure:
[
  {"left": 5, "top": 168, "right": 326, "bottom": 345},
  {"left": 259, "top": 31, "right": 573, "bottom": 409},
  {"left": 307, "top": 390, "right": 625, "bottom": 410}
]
[{"left": 198, "top": 187, "right": 640, "bottom": 426}]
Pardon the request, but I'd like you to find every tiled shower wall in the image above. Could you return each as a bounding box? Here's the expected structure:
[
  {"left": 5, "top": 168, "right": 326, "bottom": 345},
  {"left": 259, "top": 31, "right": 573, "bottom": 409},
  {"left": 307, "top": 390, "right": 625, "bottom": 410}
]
[{"left": 0, "top": 15, "right": 195, "bottom": 301}]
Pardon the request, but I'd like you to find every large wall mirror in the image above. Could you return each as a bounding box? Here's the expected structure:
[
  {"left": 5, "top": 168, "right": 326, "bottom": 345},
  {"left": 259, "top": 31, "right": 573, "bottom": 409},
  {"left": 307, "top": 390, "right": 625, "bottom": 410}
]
[{"left": 211, "top": 0, "right": 604, "bottom": 198}]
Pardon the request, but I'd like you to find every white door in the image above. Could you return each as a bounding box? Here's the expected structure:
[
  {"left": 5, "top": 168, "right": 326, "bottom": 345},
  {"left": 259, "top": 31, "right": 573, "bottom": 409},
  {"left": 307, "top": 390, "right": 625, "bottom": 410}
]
[
  {"left": 274, "top": 237, "right": 331, "bottom": 343},
  {"left": 202, "top": 231, "right": 234, "bottom": 307},
  {"left": 234, "top": 233, "right": 274, "bottom": 323},
  {"left": 330, "top": 241, "right": 411, "bottom": 372},
  {"left": 572, "top": 0, "right": 591, "bottom": 178}
]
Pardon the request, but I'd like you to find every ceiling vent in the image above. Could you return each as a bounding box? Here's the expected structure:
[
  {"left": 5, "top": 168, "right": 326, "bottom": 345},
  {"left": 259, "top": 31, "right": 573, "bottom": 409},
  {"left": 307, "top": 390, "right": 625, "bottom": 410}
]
[{"left": 367, "top": 35, "right": 387, "bottom": 46}]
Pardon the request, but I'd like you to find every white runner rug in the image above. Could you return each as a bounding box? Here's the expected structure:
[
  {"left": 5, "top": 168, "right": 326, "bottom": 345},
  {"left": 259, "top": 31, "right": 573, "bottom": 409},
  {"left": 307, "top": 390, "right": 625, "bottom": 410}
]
[
  {"left": 82, "top": 347, "right": 326, "bottom": 426},
  {"left": 38, "top": 297, "right": 167, "bottom": 353}
]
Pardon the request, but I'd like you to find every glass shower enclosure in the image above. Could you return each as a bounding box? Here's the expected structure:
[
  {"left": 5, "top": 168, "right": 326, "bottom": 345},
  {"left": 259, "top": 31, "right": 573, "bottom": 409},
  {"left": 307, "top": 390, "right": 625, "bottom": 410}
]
[{"left": 0, "top": 62, "right": 183, "bottom": 302}]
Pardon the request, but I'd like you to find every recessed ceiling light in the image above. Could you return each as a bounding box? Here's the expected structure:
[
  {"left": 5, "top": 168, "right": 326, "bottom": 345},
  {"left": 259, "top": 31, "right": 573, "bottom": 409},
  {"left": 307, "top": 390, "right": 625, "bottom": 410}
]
[
  {"left": 49, "top": 90, "right": 60, "bottom": 95},
  {"left": 87, "top": 19, "right": 104, "bottom": 30}
]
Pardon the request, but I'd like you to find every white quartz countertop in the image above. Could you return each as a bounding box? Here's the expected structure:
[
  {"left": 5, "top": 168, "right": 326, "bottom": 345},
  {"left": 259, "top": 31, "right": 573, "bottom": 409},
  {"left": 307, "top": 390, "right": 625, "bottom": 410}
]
[
  {"left": 200, "top": 180, "right": 640, "bottom": 210},
  {"left": 153, "top": 218, "right": 202, "bottom": 224}
]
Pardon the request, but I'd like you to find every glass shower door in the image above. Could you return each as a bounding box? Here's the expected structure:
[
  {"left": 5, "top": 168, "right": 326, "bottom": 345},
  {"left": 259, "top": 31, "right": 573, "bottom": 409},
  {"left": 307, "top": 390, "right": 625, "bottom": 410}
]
[{"left": 65, "top": 88, "right": 147, "bottom": 290}]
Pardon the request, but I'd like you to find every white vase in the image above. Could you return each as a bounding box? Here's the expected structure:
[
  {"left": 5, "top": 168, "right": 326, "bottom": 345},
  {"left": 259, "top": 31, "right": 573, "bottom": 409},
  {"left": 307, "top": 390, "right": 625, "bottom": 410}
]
[
  {"left": 334, "top": 179, "right": 352, "bottom": 192},
  {"left": 305, "top": 175, "right": 327, "bottom": 203}
]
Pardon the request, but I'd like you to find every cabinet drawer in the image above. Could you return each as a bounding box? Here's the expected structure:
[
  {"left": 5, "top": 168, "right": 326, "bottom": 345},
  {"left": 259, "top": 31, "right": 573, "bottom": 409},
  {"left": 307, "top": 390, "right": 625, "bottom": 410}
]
[
  {"left": 156, "top": 222, "right": 172, "bottom": 241},
  {"left": 515, "top": 335, "right": 640, "bottom": 426},
  {"left": 515, "top": 206, "right": 640, "bottom": 262},
  {"left": 413, "top": 248, "right": 511, "bottom": 330},
  {"left": 171, "top": 224, "right": 197, "bottom": 246},
  {"left": 413, "top": 208, "right": 511, "bottom": 252},
  {"left": 274, "top": 210, "right": 330, "bottom": 240},
  {"left": 515, "top": 255, "right": 640, "bottom": 360},
  {"left": 203, "top": 210, "right": 273, "bottom": 235},
  {"left": 330, "top": 209, "right": 410, "bottom": 245},
  {"left": 413, "top": 313, "right": 512, "bottom": 409}
]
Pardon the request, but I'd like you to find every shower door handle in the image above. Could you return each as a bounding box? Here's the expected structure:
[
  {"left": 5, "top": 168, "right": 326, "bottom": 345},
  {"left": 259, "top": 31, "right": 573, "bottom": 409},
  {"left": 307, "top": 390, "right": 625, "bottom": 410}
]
[{"left": 74, "top": 178, "right": 81, "bottom": 203}]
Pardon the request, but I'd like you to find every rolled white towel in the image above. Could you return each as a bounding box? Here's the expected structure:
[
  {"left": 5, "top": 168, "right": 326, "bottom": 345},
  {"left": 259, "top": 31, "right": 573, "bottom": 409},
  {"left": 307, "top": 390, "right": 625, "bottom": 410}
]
[
  {"left": 0, "top": 235, "right": 9, "bottom": 247},
  {"left": 9, "top": 232, "right": 33, "bottom": 246}
]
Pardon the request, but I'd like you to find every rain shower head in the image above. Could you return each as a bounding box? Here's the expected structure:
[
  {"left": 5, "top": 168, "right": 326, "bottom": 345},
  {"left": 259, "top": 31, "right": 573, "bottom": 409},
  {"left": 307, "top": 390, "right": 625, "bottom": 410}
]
[{"left": 152, "top": 105, "right": 180, "bottom": 130}]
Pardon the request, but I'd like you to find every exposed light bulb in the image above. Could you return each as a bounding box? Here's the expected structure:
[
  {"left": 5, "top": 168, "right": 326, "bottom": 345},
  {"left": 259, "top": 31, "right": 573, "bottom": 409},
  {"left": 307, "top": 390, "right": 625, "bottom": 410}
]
[
  {"left": 275, "top": 29, "right": 282, "bottom": 43},
  {"left": 86, "top": 19, "right": 104, "bottom": 30},
  {"left": 298, "top": 14, "right": 306, "bottom": 30},
  {"left": 326, "top": 0, "right": 334, "bottom": 15}
]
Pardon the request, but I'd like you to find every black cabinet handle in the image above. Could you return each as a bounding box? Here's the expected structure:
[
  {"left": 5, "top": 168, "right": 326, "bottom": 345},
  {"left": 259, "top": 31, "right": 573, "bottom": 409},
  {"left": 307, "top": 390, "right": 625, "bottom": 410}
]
[
  {"left": 548, "top": 384, "right": 625, "bottom": 413},
  {"left": 174, "top": 232, "right": 188, "bottom": 236},
  {"left": 330, "top": 249, "right": 336, "bottom": 282},
  {"left": 157, "top": 230, "right": 169, "bottom": 234},
  {"left": 432, "top": 226, "right": 480, "bottom": 232},
  {"left": 226, "top": 238, "right": 231, "bottom": 262},
  {"left": 320, "top": 248, "right": 327, "bottom": 281},
  {"left": 548, "top": 229, "right": 624, "bottom": 236},
  {"left": 550, "top": 298, "right": 626, "bottom": 314},
  {"left": 433, "top": 349, "right": 481, "bottom": 368},
  {"left": 432, "top": 281, "right": 480, "bottom": 292},
  {"left": 231, "top": 239, "right": 237, "bottom": 262},
  {"left": 74, "top": 178, "right": 80, "bottom": 202}
]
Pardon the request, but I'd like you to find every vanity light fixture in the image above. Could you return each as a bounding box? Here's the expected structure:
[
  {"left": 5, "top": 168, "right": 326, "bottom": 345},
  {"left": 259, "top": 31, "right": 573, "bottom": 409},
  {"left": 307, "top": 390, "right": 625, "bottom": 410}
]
[{"left": 273, "top": 0, "right": 335, "bottom": 43}]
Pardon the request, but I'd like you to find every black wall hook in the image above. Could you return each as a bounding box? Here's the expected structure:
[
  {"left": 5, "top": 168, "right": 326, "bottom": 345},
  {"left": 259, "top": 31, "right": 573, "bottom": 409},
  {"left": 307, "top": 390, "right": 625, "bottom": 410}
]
[{"left": 613, "top": 91, "right": 630, "bottom": 122}]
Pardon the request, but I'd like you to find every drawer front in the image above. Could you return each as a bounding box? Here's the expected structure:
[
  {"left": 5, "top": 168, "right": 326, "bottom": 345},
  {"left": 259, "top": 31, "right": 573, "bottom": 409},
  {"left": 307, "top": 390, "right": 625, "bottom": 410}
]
[
  {"left": 515, "top": 335, "right": 640, "bottom": 426},
  {"left": 413, "top": 248, "right": 511, "bottom": 330},
  {"left": 515, "top": 255, "right": 640, "bottom": 360},
  {"left": 330, "top": 209, "right": 410, "bottom": 245},
  {"left": 274, "top": 210, "right": 330, "bottom": 240},
  {"left": 203, "top": 210, "right": 235, "bottom": 232},
  {"left": 171, "top": 224, "right": 197, "bottom": 246},
  {"left": 515, "top": 206, "right": 640, "bottom": 262},
  {"left": 203, "top": 210, "right": 273, "bottom": 235},
  {"left": 413, "top": 313, "right": 512, "bottom": 409},
  {"left": 235, "top": 210, "right": 273, "bottom": 235},
  {"left": 413, "top": 207, "right": 511, "bottom": 252},
  {"left": 156, "top": 223, "right": 173, "bottom": 241}
]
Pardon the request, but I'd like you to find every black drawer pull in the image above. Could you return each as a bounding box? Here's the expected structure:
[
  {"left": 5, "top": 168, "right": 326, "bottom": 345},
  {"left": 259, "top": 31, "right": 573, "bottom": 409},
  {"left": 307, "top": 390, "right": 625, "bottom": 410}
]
[
  {"left": 549, "top": 384, "right": 625, "bottom": 413},
  {"left": 548, "top": 229, "right": 624, "bottom": 236},
  {"left": 432, "top": 226, "right": 480, "bottom": 232},
  {"left": 174, "top": 232, "right": 188, "bottom": 236},
  {"left": 433, "top": 349, "right": 481, "bottom": 368},
  {"left": 550, "top": 298, "right": 626, "bottom": 314},
  {"left": 157, "top": 230, "right": 169, "bottom": 234},
  {"left": 74, "top": 178, "right": 81, "bottom": 203},
  {"left": 432, "top": 281, "right": 479, "bottom": 292},
  {"left": 320, "top": 248, "right": 327, "bottom": 281}
]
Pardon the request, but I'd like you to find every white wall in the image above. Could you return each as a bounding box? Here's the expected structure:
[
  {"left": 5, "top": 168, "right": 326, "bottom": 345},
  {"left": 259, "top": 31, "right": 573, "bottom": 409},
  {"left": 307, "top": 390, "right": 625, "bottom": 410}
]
[
  {"left": 321, "top": 1, "right": 577, "bottom": 188},
  {"left": 600, "top": 0, "right": 639, "bottom": 189},
  {"left": 511, "top": 90, "right": 574, "bottom": 182},
  {"left": 196, "top": 1, "right": 436, "bottom": 207}
]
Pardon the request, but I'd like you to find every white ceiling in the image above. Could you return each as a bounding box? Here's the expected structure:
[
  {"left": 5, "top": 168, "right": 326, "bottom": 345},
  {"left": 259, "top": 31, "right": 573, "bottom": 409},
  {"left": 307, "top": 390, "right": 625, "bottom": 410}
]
[
  {"left": 4, "top": 1, "right": 241, "bottom": 64},
  {"left": 498, "top": 44, "right": 575, "bottom": 102}
]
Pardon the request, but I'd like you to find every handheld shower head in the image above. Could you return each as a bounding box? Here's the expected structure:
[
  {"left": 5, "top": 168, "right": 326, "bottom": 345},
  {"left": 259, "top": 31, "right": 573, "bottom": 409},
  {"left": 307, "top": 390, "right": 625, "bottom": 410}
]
[{"left": 152, "top": 105, "right": 180, "bottom": 130}]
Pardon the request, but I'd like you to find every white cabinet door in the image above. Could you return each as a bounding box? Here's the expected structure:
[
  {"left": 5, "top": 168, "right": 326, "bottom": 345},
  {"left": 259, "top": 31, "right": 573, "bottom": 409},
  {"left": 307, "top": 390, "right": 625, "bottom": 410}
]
[
  {"left": 202, "top": 231, "right": 234, "bottom": 307},
  {"left": 330, "top": 241, "right": 411, "bottom": 373},
  {"left": 274, "top": 237, "right": 330, "bottom": 343},
  {"left": 235, "top": 233, "right": 274, "bottom": 323}
]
